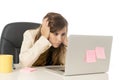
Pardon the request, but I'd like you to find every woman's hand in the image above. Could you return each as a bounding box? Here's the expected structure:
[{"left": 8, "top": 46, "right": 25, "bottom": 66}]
[
  {"left": 63, "top": 36, "right": 68, "bottom": 47},
  {"left": 41, "top": 18, "right": 50, "bottom": 39}
]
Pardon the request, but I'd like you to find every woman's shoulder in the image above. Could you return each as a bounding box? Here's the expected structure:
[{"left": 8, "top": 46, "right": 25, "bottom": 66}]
[{"left": 24, "top": 27, "right": 40, "bottom": 38}]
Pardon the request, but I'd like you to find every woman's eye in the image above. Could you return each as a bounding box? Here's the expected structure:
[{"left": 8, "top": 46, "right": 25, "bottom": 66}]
[
  {"left": 54, "top": 33, "right": 58, "bottom": 36},
  {"left": 62, "top": 33, "right": 66, "bottom": 36}
]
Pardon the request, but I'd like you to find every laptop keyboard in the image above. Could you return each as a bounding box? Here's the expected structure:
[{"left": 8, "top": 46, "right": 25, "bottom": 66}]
[
  {"left": 46, "top": 66, "right": 65, "bottom": 72},
  {"left": 59, "top": 69, "right": 65, "bottom": 72}
]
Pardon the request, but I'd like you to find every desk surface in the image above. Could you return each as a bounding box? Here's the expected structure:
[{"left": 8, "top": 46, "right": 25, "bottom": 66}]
[
  {"left": 0, "top": 64, "right": 109, "bottom": 80},
  {"left": 0, "top": 63, "right": 119, "bottom": 80}
]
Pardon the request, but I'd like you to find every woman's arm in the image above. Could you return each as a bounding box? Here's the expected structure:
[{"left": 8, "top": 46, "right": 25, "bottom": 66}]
[{"left": 19, "top": 30, "right": 51, "bottom": 67}]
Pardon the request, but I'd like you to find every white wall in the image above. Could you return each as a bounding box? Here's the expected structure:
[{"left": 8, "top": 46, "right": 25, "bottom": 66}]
[{"left": 0, "top": 0, "right": 120, "bottom": 77}]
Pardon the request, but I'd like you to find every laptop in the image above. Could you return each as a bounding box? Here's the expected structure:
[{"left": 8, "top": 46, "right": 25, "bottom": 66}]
[{"left": 45, "top": 35, "right": 113, "bottom": 76}]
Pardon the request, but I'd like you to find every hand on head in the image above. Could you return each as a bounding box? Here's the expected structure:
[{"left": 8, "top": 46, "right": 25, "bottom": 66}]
[
  {"left": 63, "top": 35, "right": 68, "bottom": 47},
  {"left": 41, "top": 18, "right": 50, "bottom": 39}
]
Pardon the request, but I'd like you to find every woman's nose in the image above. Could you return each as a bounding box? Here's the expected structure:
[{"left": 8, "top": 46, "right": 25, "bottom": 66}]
[{"left": 57, "top": 36, "right": 62, "bottom": 42}]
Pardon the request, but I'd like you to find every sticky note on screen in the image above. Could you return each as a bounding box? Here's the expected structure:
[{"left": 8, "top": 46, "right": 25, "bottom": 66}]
[
  {"left": 85, "top": 50, "right": 96, "bottom": 63},
  {"left": 95, "top": 47, "right": 106, "bottom": 59}
]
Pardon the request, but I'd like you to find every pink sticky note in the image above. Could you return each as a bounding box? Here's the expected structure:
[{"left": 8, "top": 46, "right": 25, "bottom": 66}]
[
  {"left": 85, "top": 50, "right": 96, "bottom": 63},
  {"left": 95, "top": 47, "right": 106, "bottom": 59},
  {"left": 20, "top": 67, "right": 37, "bottom": 73}
]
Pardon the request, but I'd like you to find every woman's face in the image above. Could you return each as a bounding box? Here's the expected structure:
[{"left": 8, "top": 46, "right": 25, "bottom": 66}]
[{"left": 48, "top": 27, "right": 67, "bottom": 48}]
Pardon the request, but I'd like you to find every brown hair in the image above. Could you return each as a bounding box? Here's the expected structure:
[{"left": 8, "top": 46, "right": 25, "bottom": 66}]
[{"left": 33, "top": 12, "right": 68, "bottom": 66}]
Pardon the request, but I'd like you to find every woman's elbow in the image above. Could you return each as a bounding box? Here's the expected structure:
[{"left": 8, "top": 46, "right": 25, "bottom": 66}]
[{"left": 19, "top": 55, "right": 32, "bottom": 67}]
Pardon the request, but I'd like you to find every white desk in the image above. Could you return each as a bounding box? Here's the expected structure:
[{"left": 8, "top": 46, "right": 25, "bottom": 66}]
[{"left": 0, "top": 64, "right": 108, "bottom": 80}]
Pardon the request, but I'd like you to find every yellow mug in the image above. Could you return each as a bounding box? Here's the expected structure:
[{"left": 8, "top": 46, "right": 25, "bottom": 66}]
[{"left": 0, "top": 54, "right": 13, "bottom": 73}]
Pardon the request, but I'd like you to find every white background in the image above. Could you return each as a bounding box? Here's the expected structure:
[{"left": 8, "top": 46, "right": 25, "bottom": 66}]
[{"left": 0, "top": 0, "right": 120, "bottom": 79}]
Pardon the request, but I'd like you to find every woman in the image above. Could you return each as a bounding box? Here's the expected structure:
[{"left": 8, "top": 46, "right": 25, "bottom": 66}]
[{"left": 19, "top": 12, "right": 68, "bottom": 67}]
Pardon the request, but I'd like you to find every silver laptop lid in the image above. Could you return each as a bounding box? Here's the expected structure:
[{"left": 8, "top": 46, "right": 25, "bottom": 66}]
[{"left": 65, "top": 35, "right": 113, "bottom": 75}]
